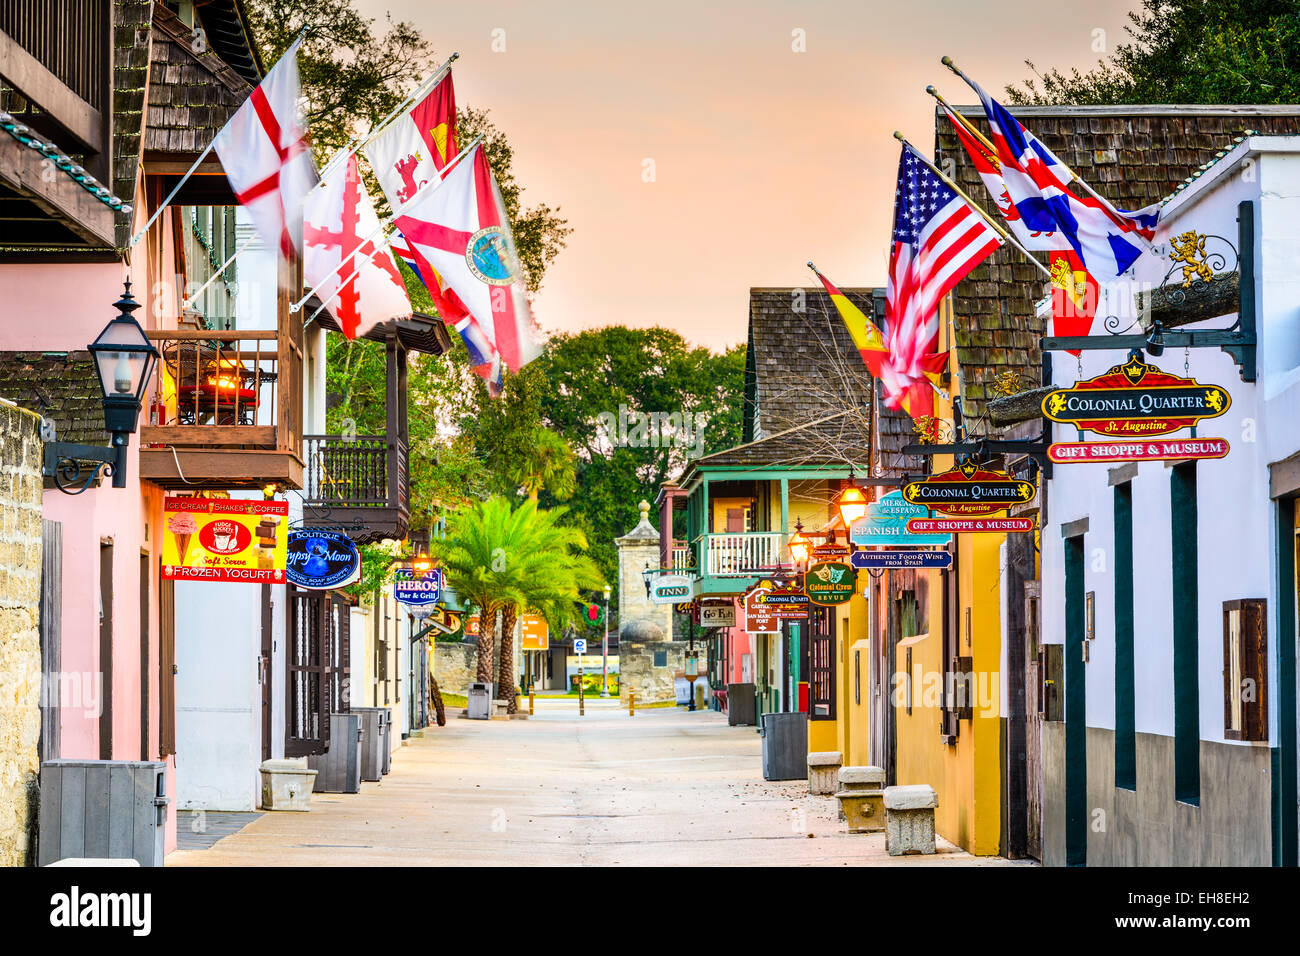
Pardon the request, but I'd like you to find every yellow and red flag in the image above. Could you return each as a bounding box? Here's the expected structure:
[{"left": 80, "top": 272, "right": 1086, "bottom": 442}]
[
  {"left": 812, "top": 266, "right": 889, "bottom": 379},
  {"left": 1049, "top": 249, "right": 1098, "bottom": 357}
]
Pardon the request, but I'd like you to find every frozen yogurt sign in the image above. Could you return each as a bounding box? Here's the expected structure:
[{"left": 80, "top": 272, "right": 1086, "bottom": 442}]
[{"left": 162, "top": 497, "right": 288, "bottom": 583}]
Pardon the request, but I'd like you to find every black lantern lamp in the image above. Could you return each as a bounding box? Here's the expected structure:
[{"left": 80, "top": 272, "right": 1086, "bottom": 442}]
[{"left": 44, "top": 281, "right": 159, "bottom": 494}]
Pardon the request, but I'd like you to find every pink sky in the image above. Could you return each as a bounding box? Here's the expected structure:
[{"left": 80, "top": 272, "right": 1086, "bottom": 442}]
[{"left": 362, "top": 0, "right": 1137, "bottom": 352}]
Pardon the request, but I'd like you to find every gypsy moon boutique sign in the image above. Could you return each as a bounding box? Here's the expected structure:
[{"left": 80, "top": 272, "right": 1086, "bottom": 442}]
[
  {"left": 1048, "top": 437, "right": 1230, "bottom": 464},
  {"left": 804, "top": 561, "right": 857, "bottom": 605},
  {"left": 285, "top": 530, "right": 360, "bottom": 590},
  {"left": 851, "top": 550, "right": 953, "bottom": 570},
  {"left": 650, "top": 573, "right": 694, "bottom": 605},
  {"left": 850, "top": 490, "right": 951, "bottom": 547},
  {"left": 163, "top": 497, "right": 287, "bottom": 583},
  {"left": 1041, "top": 354, "right": 1231, "bottom": 437},
  {"left": 901, "top": 461, "right": 1035, "bottom": 518},
  {"left": 907, "top": 517, "right": 1036, "bottom": 534}
]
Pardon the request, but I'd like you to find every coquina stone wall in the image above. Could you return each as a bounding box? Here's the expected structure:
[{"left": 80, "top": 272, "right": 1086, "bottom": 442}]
[
  {"left": 433, "top": 642, "right": 476, "bottom": 697},
  {"left": 619, "top": 641, "right": 686, "bottom": 705},
  {"left": 0, "top": 400, "right": 43, "bottom": 866}
]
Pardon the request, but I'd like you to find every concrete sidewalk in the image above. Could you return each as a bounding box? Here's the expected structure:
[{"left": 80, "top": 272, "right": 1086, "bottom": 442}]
[{"left": 166, "top": 704, "right": 1027, "bottom": 867}]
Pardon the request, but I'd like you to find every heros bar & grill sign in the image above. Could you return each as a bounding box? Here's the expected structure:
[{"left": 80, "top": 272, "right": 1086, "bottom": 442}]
[
  {"left": 901, "top": 460, "right": 1035, "bottom": 518},
  {"left": 163, "top": 497, "right": 287, "bottom": 583},
  {"left": 1041, "top": 354, "right": 1230, "bottom": 438}
]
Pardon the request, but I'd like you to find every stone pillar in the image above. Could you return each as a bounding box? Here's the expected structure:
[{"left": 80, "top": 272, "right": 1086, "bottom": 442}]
[{"left": 616, "top": 500, "right": 672, "bottom": 638}]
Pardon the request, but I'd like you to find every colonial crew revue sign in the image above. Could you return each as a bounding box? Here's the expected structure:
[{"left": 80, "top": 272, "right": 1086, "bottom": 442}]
[
  {"left": 1041, "top": 353, "right": 1231, "bottom": 437},
  {"left": 901, "top": 460, "right": 1035, "bottom": 518}
]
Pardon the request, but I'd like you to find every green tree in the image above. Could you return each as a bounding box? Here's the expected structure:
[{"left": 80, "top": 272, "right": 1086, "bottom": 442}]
[
  {"left": 433, "top": 497, "right": 603, "bottom": 712},
  {"left": 506, "top": 428, "right": 577, "bottom": 502},
  {"left": 1008, "top": 1, "right": 1300, "bottom": 105}
]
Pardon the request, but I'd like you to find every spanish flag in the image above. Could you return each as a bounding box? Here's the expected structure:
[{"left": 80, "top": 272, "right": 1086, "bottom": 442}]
[
  {"left": 1049, "top": 249, "right": 1098, "bottom": 357},
  {"left": 812, "top": 266, "right": 889, "bottom": 379}
]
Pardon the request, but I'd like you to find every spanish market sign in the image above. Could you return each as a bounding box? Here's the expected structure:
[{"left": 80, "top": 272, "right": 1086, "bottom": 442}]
[
  {"left": 650, "top": 573, "right": 694, "bottom": 605},
  {"left": 1048, "top": 437, "right": 1230, "bottom": 464},
  {"left": 699, "top": 599, "right": 736, "bottom": 628},
  {"left": 851, "top": 550, "right": 953, "bottom": 570},
  {"left": 850, "top": 490, "right": 951, "bottom": 547},
  {"left": 285, "top": 530, "right": 361, "bottom": 590},
  {"left": 907, "top": 517, "right": 1036, "bottom": 534},
  {"left": 1041, "top": 354, "right": 1231, "bottom": 437},
  {"left": 394, "top": 567, "right": 443, "bottom": 608},
  {"left": 804, "top": 561, "right": 857, "bottom": 605},
  {"left": 163, "top": 497, "right": 287, "bottom": 583},
  {"left": 901, "top": 461, "right": 1036, "bottom": 517}
]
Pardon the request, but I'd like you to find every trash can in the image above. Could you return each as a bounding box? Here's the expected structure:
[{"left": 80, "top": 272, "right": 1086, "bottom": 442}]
[
  {"left": 468, "top": 682, "right": 493, "bottom": 720},
  {"left": 760, "top": 711, "right": 809, "bottom": 780},
  {"left": 353, "top": 707, "right": 387, "bottom": 782},
  {"left": 727, "top": 683, "right": 756, "bottom": 726},
  {"left": 38, "top": 760, "right": 169, "bottom": 866},
  {"left": 309, "top": 712, "right": 363, "bottom": 793}
]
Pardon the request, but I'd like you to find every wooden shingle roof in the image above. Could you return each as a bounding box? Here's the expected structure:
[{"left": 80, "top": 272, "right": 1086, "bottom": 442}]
[
  {"left": 934, "top": 104, "right": 1300, "bottom": 433},
  {"left": 144, "top": 4, "right": 254, "bottom": 156},
  {"left": 112, "top": 0, "right": 154, "bottom": 249},
  {"left": 0, "top": 352, "right": 108, "bottom": 446}
]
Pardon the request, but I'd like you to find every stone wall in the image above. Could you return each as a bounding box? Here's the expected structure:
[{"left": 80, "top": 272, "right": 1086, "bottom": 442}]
[
  {"left": 433, "top": 642, "right": 476, "bottom": 697},
  {"left": 0, "top": 400, "right": 43, "bottom": 866},
  {"left": 618, "top": 641, "right": 686, "bottom": 705}
]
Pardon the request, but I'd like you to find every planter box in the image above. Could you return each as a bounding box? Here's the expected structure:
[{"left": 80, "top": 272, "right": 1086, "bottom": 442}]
[{"left": 260, "top": 760, "right": 317, "bottom": 811}]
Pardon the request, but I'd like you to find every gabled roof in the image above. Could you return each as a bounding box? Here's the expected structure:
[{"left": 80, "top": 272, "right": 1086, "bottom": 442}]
[
  {"left": 144, "top": 4, "right": 255, "bottom": 156},
  {"left": 684, "top": 411, "right": 866, "bottom": 475},
  {"left": 112, "top": 0, "right": 155, "bottom": 249},
  {"left": 935, "top": 103, "right": 1300, "bottom": 432}
]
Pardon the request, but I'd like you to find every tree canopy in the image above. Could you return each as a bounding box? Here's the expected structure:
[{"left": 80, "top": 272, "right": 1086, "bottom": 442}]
[{"left": 1008, "top": 1, "right": 1300, "bottom": 105}]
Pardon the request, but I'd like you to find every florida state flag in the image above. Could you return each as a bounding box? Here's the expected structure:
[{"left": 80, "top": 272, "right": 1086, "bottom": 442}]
[
  {"left": 364, "top": 70, "right": 458, "bottom": 213},
  {"left": 303, "top": 154, "right": 411, "bottom": 339}
]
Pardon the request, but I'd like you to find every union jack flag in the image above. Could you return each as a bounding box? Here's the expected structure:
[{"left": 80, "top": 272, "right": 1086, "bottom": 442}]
[{"left": 884, "top": 144, "right": 1003, "bottom": 417}]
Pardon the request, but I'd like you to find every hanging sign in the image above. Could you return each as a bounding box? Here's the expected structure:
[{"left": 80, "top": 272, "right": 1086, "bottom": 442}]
[
  {"left": 650, "top": 573, "right": 694, "bottom": 605},
  {"left": 811, "top": 541, "right": 849, "bottom": 560},
  {"left": 850, "top": 490, "right": 951, "bottom": 547},
  {"left": 907, "top": 517, "right": 1036, "bottom": 534},
  {"left": 464, "top": 614, "right": 480, "bottom": 637},
  {"left": 804, "top": 561, "right": 857, "bottom": 605},
  {"left": 162, "top": 497, "right": 287, "bottom": 583},
  {"left": 1041, "top": 354, "right": 1231, "bottom": 437},
  {"left": 901, "top": 461, "right": 1035, "bottom": 517},
  {"left": 520, "top": 614, "right": 549, "bottom": 651},
  {"left": 394, "top": 567, "right": 443, "bottom": 607},
  {"left": 851, "top": 550, "right": 953, "bottom": 570},
  {"left": 1048, "top": 437, "right": 1230, "bottom": 464},
  {"left": 285, "top": 530, "right": 360, "bottom": 590},
  {"left": 699, "top": 600, "right": 737, "bottom": 628},
  {"left": 743, "top": 588, "right": 777, "bottom": 634}
]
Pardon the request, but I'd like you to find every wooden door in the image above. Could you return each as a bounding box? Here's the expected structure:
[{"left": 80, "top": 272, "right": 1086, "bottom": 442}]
[
  {"left": 139, "top": 553, "right": 150, "bottom": 760},
  {"left": 39, "top": 520, "right": 62, "bottom": 761},
  {"left": 98, "top": 541, "right": 113, "bottom": 760},
  {"left": 725, "top": 508, "right": 746, "bottom": 533},
  {"left": 1024, "top": 581, "right": 1043, "bottom": 860},
  {"left": 260, "top": 584, "right": 273, "bottom": 761},
  {"left": 286, "top": 587, "right": 331, "bottom": 757}
]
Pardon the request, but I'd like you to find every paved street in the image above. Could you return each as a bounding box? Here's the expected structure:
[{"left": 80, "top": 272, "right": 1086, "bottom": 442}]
[{"left": 167, "top": 701, "right": 1024, "bottom": 867}]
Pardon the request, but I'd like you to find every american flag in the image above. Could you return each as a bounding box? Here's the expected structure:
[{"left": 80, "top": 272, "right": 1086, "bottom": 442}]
[{"left": 884, "top": 144, "right": 1003, "bottom": 416}]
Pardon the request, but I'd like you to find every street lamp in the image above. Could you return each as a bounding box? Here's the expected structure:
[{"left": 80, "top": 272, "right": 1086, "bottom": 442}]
[
  {"left": 787, "top": 518, "right": 811, "bottom": 571},
  {"left": 44, "top": 281, "right": 159, "bottom": 494},
  {"left": 834, "top": 474, "right": 870, "bottom": 528},
  {"left": 600, "top": 583, "right": 611, "bottom": 698}
]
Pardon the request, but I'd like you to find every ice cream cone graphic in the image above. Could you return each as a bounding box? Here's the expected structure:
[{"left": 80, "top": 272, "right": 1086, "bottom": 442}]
[{"left": 167, "top": 512, "right": 199, "bottom": 565}]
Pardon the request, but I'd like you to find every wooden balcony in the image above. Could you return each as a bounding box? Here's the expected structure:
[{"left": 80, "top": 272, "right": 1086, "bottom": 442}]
[
  {"left": 138, "top": 327, "right": 304, "bottom": 491},
  {"left": 699, "top": 532, "right": 786, "bottom": 578},
  {"left": 300, "top": 435, "right": 410, "bottom": 544}
]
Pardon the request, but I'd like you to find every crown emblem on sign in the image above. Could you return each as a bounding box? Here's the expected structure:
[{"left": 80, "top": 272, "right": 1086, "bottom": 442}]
[
  {"left": 1121, "top": 354, "right": 1149, "bottom": 385},
  {"left": 960, "top": 459, "right": 977, "bottom": 479}
]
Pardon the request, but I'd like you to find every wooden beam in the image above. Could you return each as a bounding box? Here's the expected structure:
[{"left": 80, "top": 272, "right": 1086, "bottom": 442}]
[
  {"left": 140, "top": 425, "right": 276, "bottom": 447},
  {"left": 0, "top": 27, "right": 102, "bottom": 149},
  {"left": 0, "top": 135, "right": 114, "bottom": 247},
  {"left": 147, "top": 329, "right": 278, "bottom": 341},
  {"left": 138, "top": 448, "right": 303, "bottom": 489},
  {"left": 1137, "top": 271, "right": 1239, "bottom": 331},
  {"left": 986, "top": 386, "right": 1053, "bottom": 428}
]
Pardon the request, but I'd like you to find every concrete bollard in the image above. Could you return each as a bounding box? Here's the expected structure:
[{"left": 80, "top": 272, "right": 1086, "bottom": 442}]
[
  {"left": 807, "top": 751, "right": 844, "bottom": 796},
  {"left": 834, "top": 766, "right": 886, "bottom": 832},
  {"left": 883, "top": 784, "right": 939, "bottom": 855}
]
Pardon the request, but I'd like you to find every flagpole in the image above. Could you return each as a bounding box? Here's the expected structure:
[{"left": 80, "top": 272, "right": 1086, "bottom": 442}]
[
  {"left": 940, "top": 56, "right": 1159, "bottom": 256},
  {"left": 926, "top": 85, "right": 998, "bottom": 155},
  {"left": 180, "top": 234, "right": 258, "bottom": 310},
  {"left": 128, "top": 31, "right": 309, "bottom": 248},
  {"left": 290, "top": 134, "right": 483, "bottom": 313},
  {"left": 893, "top": 132, "right": 1053, "bottom": 280},
  {"left": 316, "top": 52, "right": 460, "bottom": 185}
]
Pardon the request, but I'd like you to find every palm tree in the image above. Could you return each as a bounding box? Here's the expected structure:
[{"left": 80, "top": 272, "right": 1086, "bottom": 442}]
[
  {"left": 433, "top": 497, "right": 603, "bottom": 711},
  {"left": 506, "top": 428, "right": 577, "bottom": 502}
]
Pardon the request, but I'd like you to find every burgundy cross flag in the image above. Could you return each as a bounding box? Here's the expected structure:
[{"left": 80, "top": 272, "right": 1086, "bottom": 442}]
[
  {"left": 213, "top": 39, "right": 317, "bottom": 259},
  {"left": 303, "top": 154, "right": 412, "bottom": 340},
  {"left": 393, "top": 143, "right": 544, "bottom": 384}
]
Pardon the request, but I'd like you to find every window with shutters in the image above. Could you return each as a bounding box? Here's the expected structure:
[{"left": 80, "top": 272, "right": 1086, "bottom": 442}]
[
  {"left": 1223, "top": 599, "right": 1267, "bottom": 741},
  {"left": 809, "top": 606, "right": 836, "bottom": 720}
]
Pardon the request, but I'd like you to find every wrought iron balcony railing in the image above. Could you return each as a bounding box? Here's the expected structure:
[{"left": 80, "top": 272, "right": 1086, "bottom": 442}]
[{"left": 300, "top": 434, "right": 410, "bottom": 543}]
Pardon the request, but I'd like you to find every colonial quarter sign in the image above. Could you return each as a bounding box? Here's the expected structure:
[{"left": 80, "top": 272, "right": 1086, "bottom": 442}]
[
  {"left": 1041, "top": 353, "right": 1231, "bottom": 437},
  {"left": 901, "top": 460, "right": 1035, "bottom": 518}
]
